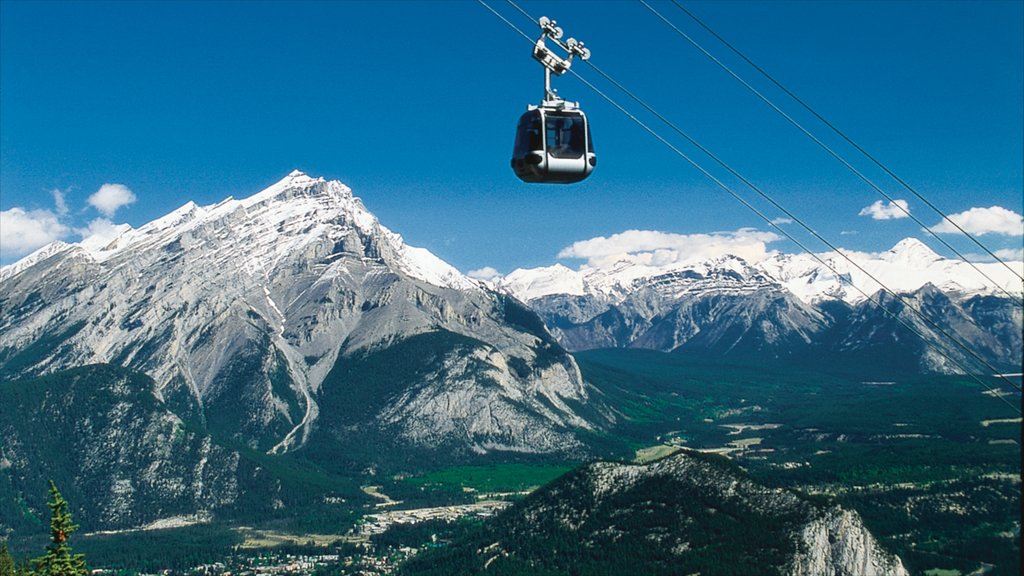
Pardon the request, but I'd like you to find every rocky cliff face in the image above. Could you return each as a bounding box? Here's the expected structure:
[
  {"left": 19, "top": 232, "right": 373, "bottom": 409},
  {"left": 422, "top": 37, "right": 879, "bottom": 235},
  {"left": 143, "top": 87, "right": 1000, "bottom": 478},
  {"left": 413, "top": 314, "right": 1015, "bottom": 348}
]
[
  {"left": 791, "top": 508, "right": 908, "bottom": 576},
  {"left": 0, "top": 172, "right": 596, "bottom": 459},
  {"left": 399, "top": 450, "right": 908, "bottom": 576}
]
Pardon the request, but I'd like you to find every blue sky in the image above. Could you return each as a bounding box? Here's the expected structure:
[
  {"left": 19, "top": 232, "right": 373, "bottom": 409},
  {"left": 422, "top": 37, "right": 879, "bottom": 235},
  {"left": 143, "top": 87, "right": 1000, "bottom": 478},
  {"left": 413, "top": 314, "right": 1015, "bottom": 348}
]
[{"left": 1, "top": 0, "right": 1021, "bottom": 274}]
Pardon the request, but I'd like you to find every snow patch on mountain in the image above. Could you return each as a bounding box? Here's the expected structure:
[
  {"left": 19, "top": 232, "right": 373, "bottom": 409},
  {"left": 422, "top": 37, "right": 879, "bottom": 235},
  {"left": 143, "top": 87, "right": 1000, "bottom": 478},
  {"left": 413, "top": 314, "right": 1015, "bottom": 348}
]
[
  {"left": 0, "top": 241, "right": 78, "bottom": 281},
  {"left": 499, "top": 264, "right": 587, "bottom": 298}
]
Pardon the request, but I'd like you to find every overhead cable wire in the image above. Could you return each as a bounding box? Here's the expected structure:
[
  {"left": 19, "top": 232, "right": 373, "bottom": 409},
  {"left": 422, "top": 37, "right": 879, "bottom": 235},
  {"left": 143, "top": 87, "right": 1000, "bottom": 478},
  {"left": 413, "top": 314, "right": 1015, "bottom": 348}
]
[
  {"left": 479, "top": 0, "right": 1022, "bottom": 411},
  {"left": 577, "top": 58, "right": 1022, "bottom": 396},
  {"left": 669, "top": 0, "right": 1024, "bottom": 286},
  {"left": 497, "top": 0, "right": 1021, "bottom": 395},
  {"left": 639, "top": 0, "right": 1023, "bottom": 303}
]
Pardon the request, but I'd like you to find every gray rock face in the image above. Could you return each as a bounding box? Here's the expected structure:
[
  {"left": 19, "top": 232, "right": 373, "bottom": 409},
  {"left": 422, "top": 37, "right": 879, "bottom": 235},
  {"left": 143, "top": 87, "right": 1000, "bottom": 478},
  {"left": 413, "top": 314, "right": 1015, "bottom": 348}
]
[
  {"left": 492, "top": 237, "right": 1022, "bottom": 373},
  {"left": 579, "top": 455, "right": 905, "bottom": 576},
  {"left": 526, "top": 262, "right": 831, "bottom": 358},
  {"left": 830, "top": 284, "right": 1023, "bottom": 374},
  {"left": 0, "top": 172, "right": 594, "bottom": 457},
  {"left": 520, "top": 269, "right": 1020, "bottom": 374},
  {"left": 791, "top": 508, "right": 909, "bottom": 576}
]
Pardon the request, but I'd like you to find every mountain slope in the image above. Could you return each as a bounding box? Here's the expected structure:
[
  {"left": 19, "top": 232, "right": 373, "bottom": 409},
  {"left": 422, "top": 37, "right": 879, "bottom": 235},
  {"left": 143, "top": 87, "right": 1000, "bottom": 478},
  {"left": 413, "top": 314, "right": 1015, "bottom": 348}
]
[
  {"left": 399, "top": 451, "right": 908, "bottom": 576},
  {"left": 0, "top": 173, "right": 600, "bottom": 500},
  {"left": 0, "top": 365, "right": 239, "bottom": 532}
]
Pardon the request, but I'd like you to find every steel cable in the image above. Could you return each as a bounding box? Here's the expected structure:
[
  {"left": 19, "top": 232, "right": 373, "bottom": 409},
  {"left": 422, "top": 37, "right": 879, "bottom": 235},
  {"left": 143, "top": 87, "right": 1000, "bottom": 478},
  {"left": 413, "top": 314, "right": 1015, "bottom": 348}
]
[
  {"left": 669, "top": 0, "right": 1024, "bottom": 285},
  {"left": 478, "top": 0, "right": 1022, "bottom": 412},
  {"left": 640, "top": 0, "right": 1023, "bottom": 302}
]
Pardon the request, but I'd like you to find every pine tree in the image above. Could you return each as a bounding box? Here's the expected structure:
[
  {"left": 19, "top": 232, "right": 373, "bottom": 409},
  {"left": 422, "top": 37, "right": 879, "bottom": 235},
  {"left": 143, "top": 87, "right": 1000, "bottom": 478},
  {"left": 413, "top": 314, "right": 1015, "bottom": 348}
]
[
  {"left": 31, "top": 481, "right": 86, "bottom": 576},
  {"left": 0, "top": 541, "right": 16, "bottom": 576}
]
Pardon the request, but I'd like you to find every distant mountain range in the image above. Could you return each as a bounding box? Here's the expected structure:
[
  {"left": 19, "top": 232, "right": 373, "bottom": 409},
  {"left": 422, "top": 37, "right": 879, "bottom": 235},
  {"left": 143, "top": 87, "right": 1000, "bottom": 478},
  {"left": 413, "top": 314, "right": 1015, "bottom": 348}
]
[
  {"left": 491, "top": 239, "right": 1022, "bottom": 374},
  {"left": 495, "top": 237, "right": 1022, "bottom": 305}
]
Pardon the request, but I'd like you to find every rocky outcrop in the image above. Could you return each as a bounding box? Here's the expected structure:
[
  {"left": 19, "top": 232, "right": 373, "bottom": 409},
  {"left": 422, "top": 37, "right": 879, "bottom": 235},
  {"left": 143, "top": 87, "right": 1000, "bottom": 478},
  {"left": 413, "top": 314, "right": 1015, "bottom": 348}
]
[
  {"left": 791, "top": 508, "right": 908, "bottom": 576},
  {"left": 399, "top": 450, "right": 908, "bottom": 575},
  {"left": 519, "top": 272, "right": 1020, "bottom": 375}
]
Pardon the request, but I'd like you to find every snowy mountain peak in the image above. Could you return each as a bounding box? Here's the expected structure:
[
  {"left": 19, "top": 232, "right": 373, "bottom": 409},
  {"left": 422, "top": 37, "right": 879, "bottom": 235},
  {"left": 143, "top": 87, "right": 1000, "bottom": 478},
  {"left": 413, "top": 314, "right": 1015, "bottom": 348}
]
[
  {"left": 2, "top": 172, "right": 476, "bottom": 292},
  {"left": 0, "top": 171, "right": 589, "bottom": 462},
  {"left": 243, "top": 169, "right": 353, "bottom": 209},
  {"left": 886, "top": 237, "right": 941, "bottom": 263},
  {"left": 498, "top": 264, "right": 586, "bottom": 300}
]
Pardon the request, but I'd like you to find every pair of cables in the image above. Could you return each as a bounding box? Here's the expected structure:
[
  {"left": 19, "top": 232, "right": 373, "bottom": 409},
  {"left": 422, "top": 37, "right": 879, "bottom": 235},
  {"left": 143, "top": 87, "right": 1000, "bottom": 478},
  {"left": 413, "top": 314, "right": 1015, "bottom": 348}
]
[{"left": 478, "top": 0, "right": 1021, "bottom": 415}]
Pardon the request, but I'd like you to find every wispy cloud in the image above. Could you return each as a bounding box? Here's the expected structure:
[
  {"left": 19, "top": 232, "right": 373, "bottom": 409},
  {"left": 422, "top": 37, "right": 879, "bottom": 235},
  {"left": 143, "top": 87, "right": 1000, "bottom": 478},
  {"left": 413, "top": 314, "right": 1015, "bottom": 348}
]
[
  {"left": 859, "top": 199, "right": 910, "bottom": 220},
  {"left": 0, "top": 208, "right": 70, "bottom": 259},
  {"left": 931, "top": 206, "right": 1023, "bottom": 236},
  {"left": 994, "top": 247, "right": 1024, "bottom": 261},
  {"left": 52, "top": 188, "right": 70, "bottom": 217},
  {"left": 558, "top": 228, "right": 781, "bottom": 269},
  {"left": 960, "top": 247, "right": 1024, "bottom": 263},
  {"left": 770, "top": 217, "right": 793, "bottom": 225},
  {"left": 88, "top": 183, "right": 137, "bottom": 217}
]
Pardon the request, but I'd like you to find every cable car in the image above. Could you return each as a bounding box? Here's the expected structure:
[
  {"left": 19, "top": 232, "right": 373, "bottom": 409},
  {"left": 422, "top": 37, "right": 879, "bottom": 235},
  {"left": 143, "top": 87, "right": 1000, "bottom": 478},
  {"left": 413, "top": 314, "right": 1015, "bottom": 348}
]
[
  {"left": 512, "top": 105, "right": 595, "bottom": 183},
  {"left": 511, "top": 16, "right": 595, "bottom": 184}
]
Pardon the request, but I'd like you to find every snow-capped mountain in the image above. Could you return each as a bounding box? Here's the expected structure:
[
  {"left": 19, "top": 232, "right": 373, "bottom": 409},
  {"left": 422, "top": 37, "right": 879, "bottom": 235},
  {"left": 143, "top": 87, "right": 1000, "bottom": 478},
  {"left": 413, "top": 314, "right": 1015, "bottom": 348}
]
[
  {"left": 762, "top": 238, "right": 1023, "bottom": 304},
  {"left": 491, "top": 239, "right": 1022, "bottom": 373},
  {"left": 496, "top": 238, "right": 1022, "bottom": 305},
  {"left": 1, "top": 172, "right": 617, "bottom": 532},
  {"left": 0, "top": 171, "right": 596, "bottom": 457}
]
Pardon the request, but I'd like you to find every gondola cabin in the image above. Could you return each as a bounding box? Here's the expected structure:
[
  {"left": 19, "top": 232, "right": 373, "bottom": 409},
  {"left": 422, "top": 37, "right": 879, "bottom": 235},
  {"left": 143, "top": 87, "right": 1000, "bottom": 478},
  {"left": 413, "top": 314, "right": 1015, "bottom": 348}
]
[{"left": 511, "top": 105, "right": 596, "bottom": 184}]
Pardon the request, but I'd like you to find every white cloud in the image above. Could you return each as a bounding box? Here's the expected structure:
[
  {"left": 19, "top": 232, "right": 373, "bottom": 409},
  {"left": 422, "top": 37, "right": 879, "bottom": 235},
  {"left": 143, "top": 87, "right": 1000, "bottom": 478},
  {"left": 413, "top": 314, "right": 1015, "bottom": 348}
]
[
  {"left": 770, "top": 217, "right": 793, "bottom": 225},
  {"left": 859, "top": 199, "right": 910, "bottom": 220},
  {"left": 52, "top": 188, "right": 69, "bottom": 216},
  {"left": 931, "top": 206, "right": 1023, "bottom": 236},
  {"left": 962, "top": 247, "right": 1024, "bottom": 262},
  {"left": 0, "top": 207, "right": 70, "bottom": 259},
  {"left": 76, "top": 218, "right": 131, "bottom": 252},
  {"left": 557, "top": 228, "right": 781, "bottom": 269},
  {"left": 840, "top": 230, "right": 859, "bottom": 236},
  {"left": 467, "top": 266, "right": 502, "bottom": 282},
  {"left": 994, "top": 247, "right": 1024, "bottom": 261},
  {"left": 88, "top": 183, "right": 136, "bottom": 217}
]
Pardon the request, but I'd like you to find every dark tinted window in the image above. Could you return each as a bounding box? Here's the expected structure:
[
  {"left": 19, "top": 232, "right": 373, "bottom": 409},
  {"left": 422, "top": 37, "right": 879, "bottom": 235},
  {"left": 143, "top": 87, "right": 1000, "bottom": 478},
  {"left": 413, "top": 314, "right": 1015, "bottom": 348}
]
[
  {"left": 546, "top": 112, "right": 585, "bottom": 159},
  {"left": 513, "top": 111, "right": 543, "bottom": 156}
]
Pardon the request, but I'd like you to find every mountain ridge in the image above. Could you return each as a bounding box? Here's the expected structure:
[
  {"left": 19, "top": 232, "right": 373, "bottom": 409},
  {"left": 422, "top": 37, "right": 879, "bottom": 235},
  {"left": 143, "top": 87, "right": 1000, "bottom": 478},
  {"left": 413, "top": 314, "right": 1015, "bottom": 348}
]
[
  {"left": 485, "top": 238, "right": 1022, "bottom": 374},
  {"left": 0, "top": 171, "right": 597, "bottom": 459},
  {"left": 493, "top": 236, "right": 1023, "bottom": 306}
]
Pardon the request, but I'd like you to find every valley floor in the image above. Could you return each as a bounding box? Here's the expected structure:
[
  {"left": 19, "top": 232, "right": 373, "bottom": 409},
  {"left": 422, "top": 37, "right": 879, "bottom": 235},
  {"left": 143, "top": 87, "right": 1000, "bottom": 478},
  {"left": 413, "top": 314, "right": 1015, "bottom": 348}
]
[{"left": 8, "top": 351, "right": 1020, "bottom": 576}]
